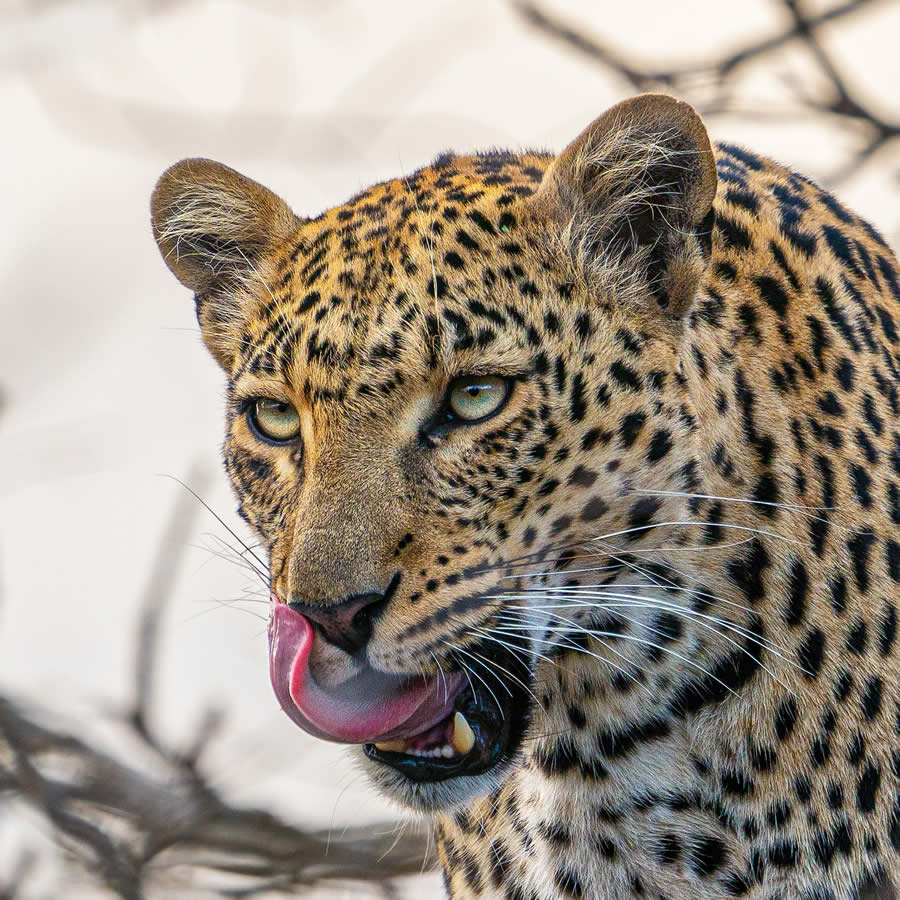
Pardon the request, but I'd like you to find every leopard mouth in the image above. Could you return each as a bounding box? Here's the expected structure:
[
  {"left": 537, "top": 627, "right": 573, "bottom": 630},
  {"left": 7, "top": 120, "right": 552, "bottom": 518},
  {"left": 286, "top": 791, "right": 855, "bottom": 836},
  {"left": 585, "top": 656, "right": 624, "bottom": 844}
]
[
  {"left": 268, "top": 603, "right": 532, "bottom": 786},
  {"left": 363, "top": 659, "right": 526, "bottom": 783}
]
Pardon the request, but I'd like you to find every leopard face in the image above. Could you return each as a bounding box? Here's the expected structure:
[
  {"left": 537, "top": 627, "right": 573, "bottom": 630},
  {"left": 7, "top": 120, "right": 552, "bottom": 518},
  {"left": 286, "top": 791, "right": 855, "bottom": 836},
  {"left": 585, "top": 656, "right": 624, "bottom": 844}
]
[{"left": 151, "top": 95, "right": 718, "bottom": 812}]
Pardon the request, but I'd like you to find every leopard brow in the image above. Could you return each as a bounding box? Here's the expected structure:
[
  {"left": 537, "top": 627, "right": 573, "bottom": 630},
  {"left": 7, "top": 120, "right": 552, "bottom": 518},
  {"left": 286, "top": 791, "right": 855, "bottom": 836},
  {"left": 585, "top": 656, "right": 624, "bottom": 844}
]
[{"left": 230, "top": 380, "right": 294, "bottom": 405}]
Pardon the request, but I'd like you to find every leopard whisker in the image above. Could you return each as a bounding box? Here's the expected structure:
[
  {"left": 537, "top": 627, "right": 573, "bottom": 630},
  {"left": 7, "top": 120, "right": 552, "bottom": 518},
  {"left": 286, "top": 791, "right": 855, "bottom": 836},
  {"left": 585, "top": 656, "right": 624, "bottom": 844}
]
[
  {"left": 587, "top": 519, "right": 806, "bottom": 548},
  {"left": 463, "top": 638, "right": 543, "bottom": 707},
  {"left": 429, "top": 650, "right": 451, "bottom": 704},
  {"left": 441, "top": 642, "right": 509, "bottom": 714},
  {"left": 198, "top": 532, "right": 270, "bottom": 583},
  {"left": 482, "top": 623, "right": 652, "bottom": 697},
  {"left": 634, "top": 488, "right": 833, "bottom": 513},
  {"left": 504, "top": 596, "right": 801, "bottom": 687},
  {"left": 493, "top": 621, "right": 739, "bottom": 700},
  {"left": 160, "top": 473, "right": 270, "bottom": 575}
]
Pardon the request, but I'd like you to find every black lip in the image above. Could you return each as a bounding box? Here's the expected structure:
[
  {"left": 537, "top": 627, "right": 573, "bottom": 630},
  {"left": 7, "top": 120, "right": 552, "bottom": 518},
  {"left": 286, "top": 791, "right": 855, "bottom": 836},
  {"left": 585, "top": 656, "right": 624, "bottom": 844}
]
[{"left": 363, "top": 631, "right": 533, "bottom": 784}]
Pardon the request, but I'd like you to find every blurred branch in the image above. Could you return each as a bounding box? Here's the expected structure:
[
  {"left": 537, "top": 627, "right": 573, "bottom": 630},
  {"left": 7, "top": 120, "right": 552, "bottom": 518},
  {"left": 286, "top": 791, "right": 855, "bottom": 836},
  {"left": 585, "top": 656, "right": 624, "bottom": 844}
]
[
  {"left": 514, "top": 0, "right": 899, "bottom": 185},
  {"left": 0, "top": 698, "right": 430, "bottom": 897},
  {"left": 514, "top": 0, "right": 878, "bottom": 89},
  {"left": 0, "top": 473, "right": 431, "bottom": 897}
]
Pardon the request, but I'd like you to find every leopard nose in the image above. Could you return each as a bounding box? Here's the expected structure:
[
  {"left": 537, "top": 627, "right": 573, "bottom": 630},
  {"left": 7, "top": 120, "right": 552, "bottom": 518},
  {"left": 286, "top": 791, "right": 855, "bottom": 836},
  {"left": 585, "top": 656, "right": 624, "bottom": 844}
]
[{"left": 288, "top": 592, "right": 388, "bottom": 656}]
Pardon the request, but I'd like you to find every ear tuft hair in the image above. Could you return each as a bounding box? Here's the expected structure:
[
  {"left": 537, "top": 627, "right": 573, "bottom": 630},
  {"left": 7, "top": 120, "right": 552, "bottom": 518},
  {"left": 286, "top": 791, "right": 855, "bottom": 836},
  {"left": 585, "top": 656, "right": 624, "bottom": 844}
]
[
  {"left": 151, "top": 158, "right": 300, "bottom": 367},
  {"left": 534, "top": 93, "right": 717, "bottom": 318}
]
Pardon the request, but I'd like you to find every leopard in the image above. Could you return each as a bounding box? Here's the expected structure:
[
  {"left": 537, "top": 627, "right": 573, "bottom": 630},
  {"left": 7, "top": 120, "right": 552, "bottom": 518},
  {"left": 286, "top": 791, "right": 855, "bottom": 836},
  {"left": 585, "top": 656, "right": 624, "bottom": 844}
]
[{"left": 151, "top": 94, "right": 900, "bottom": 899}]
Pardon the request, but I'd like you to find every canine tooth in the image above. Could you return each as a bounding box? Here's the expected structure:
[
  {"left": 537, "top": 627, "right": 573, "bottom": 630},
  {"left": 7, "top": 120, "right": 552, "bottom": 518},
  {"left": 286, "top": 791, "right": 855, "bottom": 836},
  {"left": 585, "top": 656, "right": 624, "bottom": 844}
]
[
  {"left": 374, "top": 739, "right": 407, "bottom": 753},
  {"left": 451, "top": 711, "right": 476, "bottom": 755}
]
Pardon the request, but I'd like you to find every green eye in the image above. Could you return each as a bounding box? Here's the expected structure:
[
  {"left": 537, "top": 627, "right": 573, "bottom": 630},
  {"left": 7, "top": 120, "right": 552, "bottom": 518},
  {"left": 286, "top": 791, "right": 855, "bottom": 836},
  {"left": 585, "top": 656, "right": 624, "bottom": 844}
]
[
  {"left": 447, "top": 375, "right": 509, "bottom": 423},
  {"left": 248, "top": 398, "right": 300, "bottom": 443}
]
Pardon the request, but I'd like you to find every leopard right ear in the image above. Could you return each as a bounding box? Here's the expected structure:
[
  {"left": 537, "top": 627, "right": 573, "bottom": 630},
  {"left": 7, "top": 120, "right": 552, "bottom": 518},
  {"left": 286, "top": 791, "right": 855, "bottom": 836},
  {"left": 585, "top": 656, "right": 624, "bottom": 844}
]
[
  {"left": 151, "top": 158, "right": 301, "bottom": 368},
  {"left": 532, "top": 94, "right": 717, "bottom": 319}
]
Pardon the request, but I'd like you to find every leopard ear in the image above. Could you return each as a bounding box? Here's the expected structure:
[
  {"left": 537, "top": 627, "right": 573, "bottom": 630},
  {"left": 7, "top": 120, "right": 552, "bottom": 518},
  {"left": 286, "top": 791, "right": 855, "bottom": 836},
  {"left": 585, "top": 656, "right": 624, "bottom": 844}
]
[
  {"left": 533, "top": 93, "right": 717, "bottom": 317},
  {"left": 151, "top": 158, "right": 300, "bottom": 367}
]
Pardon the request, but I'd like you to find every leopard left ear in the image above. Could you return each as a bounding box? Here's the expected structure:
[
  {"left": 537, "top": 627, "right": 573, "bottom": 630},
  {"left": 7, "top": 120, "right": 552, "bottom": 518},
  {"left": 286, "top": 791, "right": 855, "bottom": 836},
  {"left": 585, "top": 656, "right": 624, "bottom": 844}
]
[
  {"left": 151, "top": 158, "right": 301, "bottom": 369},
  {"left": 533, "top": 93, "right": 717, "bottom": 317}
]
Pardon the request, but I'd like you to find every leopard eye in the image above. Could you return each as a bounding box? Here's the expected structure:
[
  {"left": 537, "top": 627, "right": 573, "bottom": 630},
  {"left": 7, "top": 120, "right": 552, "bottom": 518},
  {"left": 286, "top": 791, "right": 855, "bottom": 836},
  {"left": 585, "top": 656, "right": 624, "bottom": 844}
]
[
  {"left": 447, "top": 375, "right": 509, "bottom": 423},
  {"left": 248, "top": 398, "right": 300, "bottom": 444}
]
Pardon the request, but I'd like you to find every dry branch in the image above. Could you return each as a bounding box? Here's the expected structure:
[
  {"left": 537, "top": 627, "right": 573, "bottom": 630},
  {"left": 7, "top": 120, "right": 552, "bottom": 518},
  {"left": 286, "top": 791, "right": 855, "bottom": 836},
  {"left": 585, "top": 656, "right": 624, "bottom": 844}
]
[{"left": 515, "top": 0, "right": 900, "bottom": 187}]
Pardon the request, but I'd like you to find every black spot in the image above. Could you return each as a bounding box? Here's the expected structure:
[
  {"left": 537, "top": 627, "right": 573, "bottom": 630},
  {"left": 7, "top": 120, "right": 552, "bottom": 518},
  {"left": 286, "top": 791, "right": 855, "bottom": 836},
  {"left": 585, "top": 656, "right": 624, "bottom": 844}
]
[
  {"left": 834, "top": 357, "right": 856, "bottom": 391},
  {"left": 720, "top": 143, "right": 764, "bottom": 170},
  {"left": 626, "top": 497, "right": 662, "bottom": 538},
  {"left": 751, "top": 742, "right": 777, "bottom": 772},
  {"left": 670, "top": 616, "right": 764, "bottom": 716},
  {"left": 783, "top": 225, "right": 817, "bottom": 256},
  {"left": 752, "top": 471, "right": 780, "bottom": 515},
  {"left": 848, "top": 731, "right": 866, "bottom": 766},
  {"left": 834, "top": 669, "right": 853, "bottom": 701},
  {"left": 722, "top": 769, "right": 755, "bottom": 796},
  {"left": 619, "top": 412, "right": 646, "bottom": 448},
  {"left": 877, "top": 305, "right": 899, "bottom": 343},
  {"left": 609, "top": 360, "right": 642, "bottom": 391},
  {"left": 794, "top": 774, "right": 812, "bottom": 803},
  {"left": 648, "top": 429, "right": 673, "bottom": 462},
  {"left": 595, "top": 715, "right": 670, "bottom": 759},
  {"left": 798, "top": 628, "right": 826, "bottom": 678},
  {"left": 574, "top": 312, "right": 592, "bottom": 342},
  {"left": 829, "top": 574, "right": 847, "bottom": 615},
  {"left": 846, "top": 619, "right": 868, "bottom": 655},
  {"left": 467, "top": 210, "right": 496, "bottom": 235},
  {"left": 716, "top": 261, "right": 738, "bottom": 282},
  {"left": 816, "top": 277, "right": 860, "bottom": 352},
  {"left": 725, "top": 188, "right": 759, "bottom": 214},
  {"left": 767, "top": 839, "right": 799, "bottom": 867},
  {"left": 770, "top": 239, "right": 801, "bottom": 290},
  {"left": 657, "top": 833, "right": 681, "bottom": 864},
  {"left": 569, "top": 373, "right": 587, "bottom": 422},
  {"left": 754, "top": 276, "right": 789, "bottom": 316},
  {"left": 690, "top": 836, "right": 728, "bottom": 877},
  {"left": 862, "top": 676, "right": 883, "bottom": 720},
  {"left": 890, "top": 796, "right": 900, "bottom": 850},
  {"left": 822, "top": 224, "right": 861, "bottom": 277},
  {"left": 879, "top": 603, "right": 897, "bottom": 656},
  {"left": 847, "top": 530, "right": 876, "bottom": 593},
  {"left": 857, "top": 762, "right": 881, "bottom": 813},
  {"left": 553, "top": 867, "right": 584, "bottom": 897},
  {"left": 851, "top": 465, "right": 873, "bottom": 508},
  {"left": 717, "top": 216, "right": 753, "bottom": 250},
  {"left": 785, "top": 559, "right": 808, "bottom": 626},
  {"left": 886, "top": 541, "right": 900, "bottom": 582},
  {"left": 581, "top": 497, "right": 610, "bottom": 522},
  {"left": 580, "top": 428, "right": 612, "bottom": 452},
  {"left": 726, "top": 539, "right": 770, "bottom": 604},
  {"left": 767, "top": 800, "right": 791, "bottom": 828}
]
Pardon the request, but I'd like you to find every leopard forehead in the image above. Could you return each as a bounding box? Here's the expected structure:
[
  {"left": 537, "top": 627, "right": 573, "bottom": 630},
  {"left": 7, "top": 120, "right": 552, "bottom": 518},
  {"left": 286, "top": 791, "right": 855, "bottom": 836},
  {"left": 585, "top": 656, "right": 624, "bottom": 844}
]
[{"left": 230, "top": 152, "right": 577, "bottom": 396}]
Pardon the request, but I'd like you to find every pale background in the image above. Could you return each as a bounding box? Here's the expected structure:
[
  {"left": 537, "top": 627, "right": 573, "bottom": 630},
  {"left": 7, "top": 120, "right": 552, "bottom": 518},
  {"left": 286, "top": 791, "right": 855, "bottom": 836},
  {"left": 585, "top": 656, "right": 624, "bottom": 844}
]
[{"left": 1, "top": 0, "right": 899, "bottom": 896}]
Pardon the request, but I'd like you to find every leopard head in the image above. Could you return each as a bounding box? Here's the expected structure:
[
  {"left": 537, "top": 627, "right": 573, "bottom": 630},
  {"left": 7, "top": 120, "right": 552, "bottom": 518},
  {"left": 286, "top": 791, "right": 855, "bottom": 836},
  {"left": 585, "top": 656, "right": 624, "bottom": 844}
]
[{"left": 151, "top": 94, "right": 718, "bottom": 811}]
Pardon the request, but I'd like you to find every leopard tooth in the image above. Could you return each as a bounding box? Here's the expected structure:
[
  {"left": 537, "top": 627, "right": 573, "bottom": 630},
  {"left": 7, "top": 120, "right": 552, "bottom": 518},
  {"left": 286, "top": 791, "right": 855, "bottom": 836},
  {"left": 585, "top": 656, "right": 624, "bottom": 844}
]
[
  {"left": 451, "top": 711, "right": 476, "bottom": 755},
  {"left": 374, "top": 739, "right": 408, "bottom": 753}
]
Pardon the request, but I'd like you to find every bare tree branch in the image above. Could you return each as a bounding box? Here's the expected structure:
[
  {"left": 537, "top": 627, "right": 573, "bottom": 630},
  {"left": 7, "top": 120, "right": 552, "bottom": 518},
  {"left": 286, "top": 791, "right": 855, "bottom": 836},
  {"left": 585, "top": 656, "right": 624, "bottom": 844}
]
[{"left": 514, "top": 0, "right": 900, "bottom": 189}]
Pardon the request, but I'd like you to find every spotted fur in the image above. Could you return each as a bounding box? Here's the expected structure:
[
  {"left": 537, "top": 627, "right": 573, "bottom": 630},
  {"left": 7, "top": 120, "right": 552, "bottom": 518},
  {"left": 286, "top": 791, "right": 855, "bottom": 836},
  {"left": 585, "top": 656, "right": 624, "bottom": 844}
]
[{"left": 152, "top": 94, "right": 900, "bottom": 898}]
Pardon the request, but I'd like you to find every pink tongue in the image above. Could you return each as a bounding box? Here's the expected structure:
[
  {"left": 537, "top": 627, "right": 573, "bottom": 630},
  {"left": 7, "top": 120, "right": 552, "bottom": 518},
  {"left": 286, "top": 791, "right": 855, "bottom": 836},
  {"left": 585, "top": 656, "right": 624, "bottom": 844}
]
[{"left": 268, "top": 603, "right": 462, "bottom": 744}]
